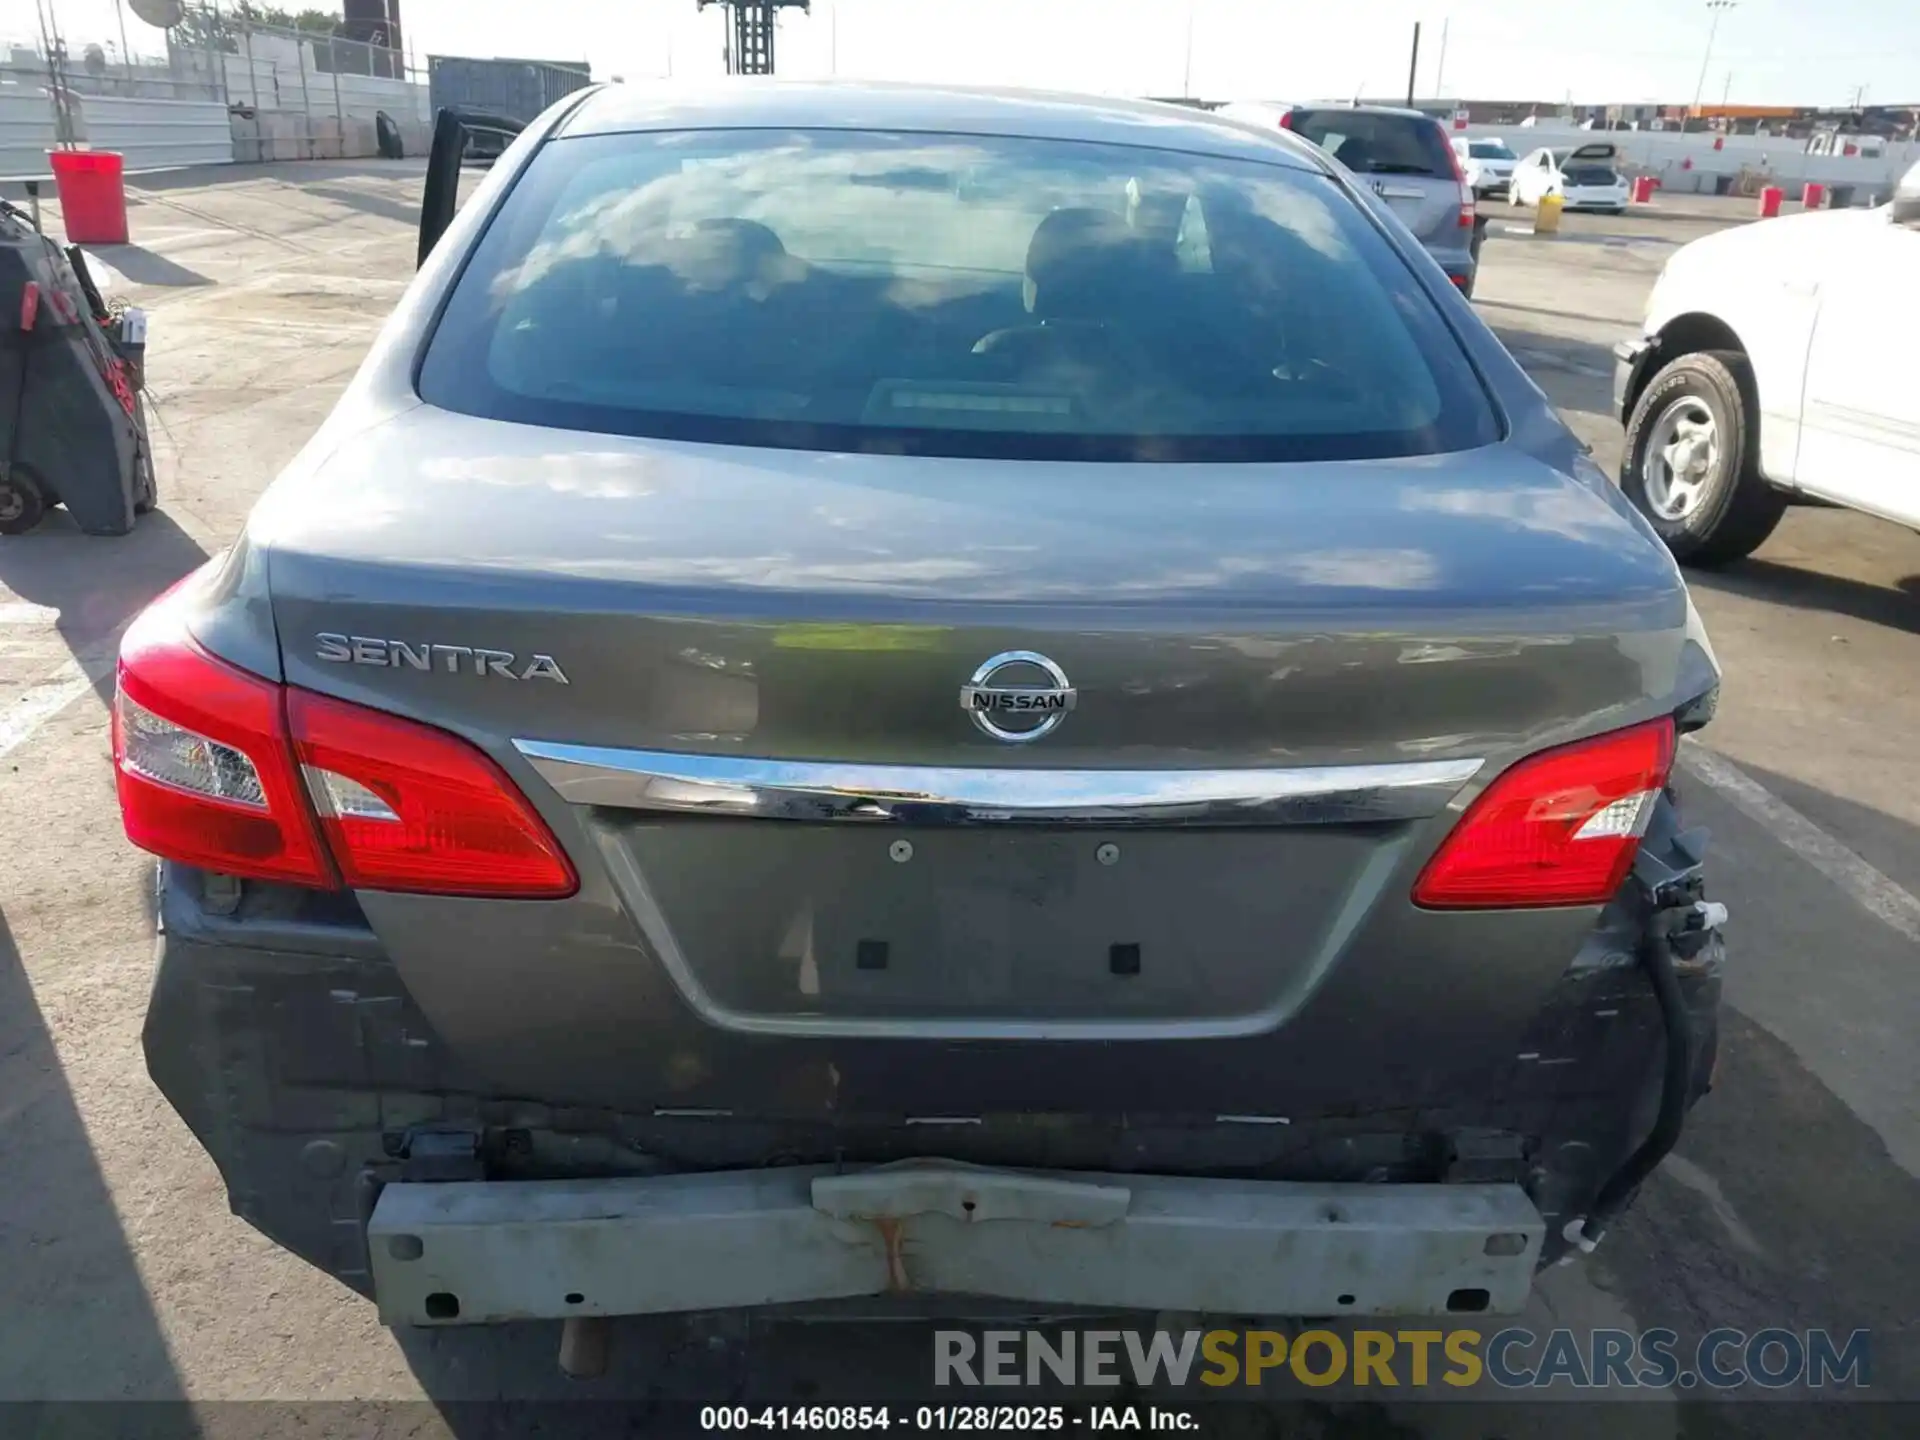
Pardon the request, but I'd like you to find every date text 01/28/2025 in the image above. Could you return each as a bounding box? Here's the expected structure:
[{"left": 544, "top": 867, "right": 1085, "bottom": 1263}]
[{"left": 700, "top": 1406, "right": 1197, "bottom": 1431}]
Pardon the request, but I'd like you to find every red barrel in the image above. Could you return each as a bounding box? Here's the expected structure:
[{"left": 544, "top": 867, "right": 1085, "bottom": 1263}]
[
  {"left": 1758, "top": 186, "right": 1784, "bottom": 219},
  {"left": 1631, "top": 176, "right": 1657, "bottom": 204},
  {"left": 1802, "top": 182, "right": 1826, "bottom": 209},
  {"left": 47, "top": 149, "right": 129, "bottom": 245}
]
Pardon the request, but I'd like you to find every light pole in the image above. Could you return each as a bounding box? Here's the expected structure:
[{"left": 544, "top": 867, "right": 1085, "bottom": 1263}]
[{"left": 1692, "top": 1, "right": 1736, "bottom": 117}]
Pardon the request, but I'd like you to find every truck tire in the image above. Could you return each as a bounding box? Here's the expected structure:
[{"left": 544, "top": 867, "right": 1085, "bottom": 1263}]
[
  {"left": 0, "top": 464, "right": 48, "bottom": 535},
  {"left": 133, "top": 397, "right": 157, "bottom": 515},
  {"left": 1622, "top": 349, "right": 1785, "bottom": 567}
]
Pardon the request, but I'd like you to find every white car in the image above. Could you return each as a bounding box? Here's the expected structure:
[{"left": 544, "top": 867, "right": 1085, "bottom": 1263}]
[
  {"left": 1509, "top": 142, "right": 1630, "bottom": 213},
  {"left": 1614, "top": 160, "right": 1920, "bottom": 564},
  {"left": 1452, "top": 135, "right": 1519, "bottom": 197}
]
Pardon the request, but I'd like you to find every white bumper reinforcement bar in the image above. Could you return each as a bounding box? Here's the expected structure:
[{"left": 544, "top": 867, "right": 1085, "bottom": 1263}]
[{"left": 369, "top": 1161, "right": 1544, "bottom": 1325}]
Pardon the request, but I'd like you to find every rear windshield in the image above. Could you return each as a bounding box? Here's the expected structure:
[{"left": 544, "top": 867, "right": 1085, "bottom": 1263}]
[
  {"left": 419, "top": 128, "right": 1498, "bottom": 463},
  {"left": 1285, "top": 110, "right": 1455, "bottom": 178},
  {"left": 1468, "top": 141, "right": 1515, "bottom": 160},
  {"left": 1563, "top": 163, "right": 1621, "bottom": 185}
]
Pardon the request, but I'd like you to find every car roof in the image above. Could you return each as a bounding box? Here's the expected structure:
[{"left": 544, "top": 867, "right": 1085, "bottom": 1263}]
[
  {"left": 560, "top": 80, "right": 1329, "bottom": 173},
  {"left": 1294, "top": 101, "right": 1433, "bottom": 120}
]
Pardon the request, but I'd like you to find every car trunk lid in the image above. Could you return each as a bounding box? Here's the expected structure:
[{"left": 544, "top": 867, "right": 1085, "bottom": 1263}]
[
  {"left": 251, "top": 407, "right": 1688, "bottom": 1071},
  {"left": 256, "top": 407, "right": 1683, "bottom": 771}
]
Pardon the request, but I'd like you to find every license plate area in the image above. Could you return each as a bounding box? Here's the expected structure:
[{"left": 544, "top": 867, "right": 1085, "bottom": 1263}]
[
  {"left": 610, "top": 819, "right": 1396, "bottom": 1025},
  {"left": 1377, "top": 187, "right": 1429, "bottom": 225}
]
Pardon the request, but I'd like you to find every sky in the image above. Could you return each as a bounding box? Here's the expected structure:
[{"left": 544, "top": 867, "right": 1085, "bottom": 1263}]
[{"left": 14, "top": 0, "right": 1920, "bottom": 109}]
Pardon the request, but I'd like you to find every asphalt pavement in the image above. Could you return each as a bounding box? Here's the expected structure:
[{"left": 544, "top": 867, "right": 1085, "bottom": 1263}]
[{"left": 1, "top": 166, "right": 1916, "bottom": 1437}]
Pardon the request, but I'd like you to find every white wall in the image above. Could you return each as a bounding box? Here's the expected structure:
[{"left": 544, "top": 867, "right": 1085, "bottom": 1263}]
[
  {"left": 77, "top": 95, "right": 234, "bottom": 171},
  {"left": 0, "top": 89, "right": 232, "bottom": 178},
  {"left": 0, "top": 84, "right": 58, "bottom": 181},
  {"left": 1467, "top": 122, "right": 1919, "bottom": 198}
]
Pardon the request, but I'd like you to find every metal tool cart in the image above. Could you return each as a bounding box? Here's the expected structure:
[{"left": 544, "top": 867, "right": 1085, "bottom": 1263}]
[{"left": 1, "top": 197, "right": 153, "bottom": 536}]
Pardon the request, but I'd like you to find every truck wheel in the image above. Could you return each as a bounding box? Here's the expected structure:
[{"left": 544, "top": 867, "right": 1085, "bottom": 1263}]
[
  {"left": 0, "top": 465, "right": 48, "bottom": 535},
  {"left": 133, "top": 448, "right": 157, "bottom": 515},
  {"left": 1622, "top": 349, "right": 1785, "bottom": 567}
]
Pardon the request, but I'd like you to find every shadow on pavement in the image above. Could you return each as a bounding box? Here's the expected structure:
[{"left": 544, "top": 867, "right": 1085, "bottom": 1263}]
[
  {"left": 0, "top": 160, "right": 428, "bottom": 208},
  {"left": 1594, "top": 763, "right": 1920, "bottom": 1416},
  {"left": 1486, "top": 325, "right": 1619, "bottom": 390},
  {"left": 0, "top": 911, "right": 188, "bottom": 1405},
  {"left": 297, "top": 181, "right": 423, "bottom": 229},
  {"left": 1689, "top": 554, "right": 1920, "bottom": 639},
  {"left": 122, "top": 159, "right": 428, "bottom": 194},
  {"left": 0, "top": 509, "right": 208, "bottom": 706},
  {"left": 1715, "top": 753, "right": 1920, "bottom": 935},
  {"left": 1478, "top": 297, "right": 1642, "bottom": 330},
  {"left": 1607, "top": 1008, "right": 1920, "bottom": 1416},
  {"left": 86, "top": 244, "right": 214, "bottom": 288}
]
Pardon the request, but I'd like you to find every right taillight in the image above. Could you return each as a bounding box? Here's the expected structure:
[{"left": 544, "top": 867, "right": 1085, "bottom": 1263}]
[
  {"left": 1442, "top": 127, "right": 1477, "bottom": 226},
  {"left": 114, "top": 584, "right": 576, "bottom": 899},
  {"left": 1413, "top": 718, "right": 1675, "bottom": 909}
]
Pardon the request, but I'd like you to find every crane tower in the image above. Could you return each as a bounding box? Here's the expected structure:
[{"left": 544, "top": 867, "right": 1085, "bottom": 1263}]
[{"left": 697, "top": 0, "right": 811, "bottom": 76}]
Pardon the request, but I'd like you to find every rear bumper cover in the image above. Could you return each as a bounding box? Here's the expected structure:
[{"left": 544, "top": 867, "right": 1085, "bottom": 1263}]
[
  {"left": 142, "top": 839, "right": 1722, "bottom": 1315},
  {"left": 369, "top": 1165, "right": 1543, "bottom": 1324}
]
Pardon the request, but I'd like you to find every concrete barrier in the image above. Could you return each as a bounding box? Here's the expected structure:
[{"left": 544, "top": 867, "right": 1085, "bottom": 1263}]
[{"left": 230, "top": 108, "right": 428, "bottom": 161}]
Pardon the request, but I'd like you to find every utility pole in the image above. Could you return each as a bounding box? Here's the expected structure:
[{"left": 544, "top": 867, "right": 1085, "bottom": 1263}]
[
  {"left": 1433, "top": 18, "right": 1449, "bottom": 99},
  {"left": 1692, "top": 1, "right": 1736, "bottom": 116},
  {"left": 112, "top": 0, "right": 132, "bottom": 85},
  {"left": 1405, "top": 21, "right": 1421, "bottom": 107},
  {"left": 1182, "top": 4, "right": 1197, "bottom": 100}
]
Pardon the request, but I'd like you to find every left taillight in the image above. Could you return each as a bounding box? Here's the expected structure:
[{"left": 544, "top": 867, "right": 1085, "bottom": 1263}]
[
  {"left": 113, "top": 590, "right": 576, "bottom": 899},
  {"left": 114, "top": 593, "right": 336, "bottom": 887},
  {"left": 288, "top": 689, "right": 577, "bottom": 899}
]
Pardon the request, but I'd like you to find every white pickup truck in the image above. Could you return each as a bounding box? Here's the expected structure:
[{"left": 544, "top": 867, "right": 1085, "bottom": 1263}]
[{"left": 1614, "top": 159, "right": 1920, "bottom": 564}]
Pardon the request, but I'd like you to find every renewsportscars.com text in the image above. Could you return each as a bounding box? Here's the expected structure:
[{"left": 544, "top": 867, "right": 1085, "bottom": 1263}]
[{"left": 934, "top": 1327, "right": 1870, "bottom": 1392}]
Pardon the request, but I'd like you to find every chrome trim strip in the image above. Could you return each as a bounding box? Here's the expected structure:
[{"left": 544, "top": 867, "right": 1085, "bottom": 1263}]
[{"left": 512, "top": 741, "right": 1482, "bottom": 827}]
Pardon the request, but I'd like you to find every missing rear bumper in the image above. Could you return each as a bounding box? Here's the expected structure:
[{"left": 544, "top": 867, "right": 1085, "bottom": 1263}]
[{"left": 368, "top": 1162, "right": 1543, "bottom": 1325}]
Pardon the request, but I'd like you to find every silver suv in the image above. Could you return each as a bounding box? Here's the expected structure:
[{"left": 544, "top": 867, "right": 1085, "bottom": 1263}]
[{"left": 1219, "top": 101, "right": 1481, "bottom": 294}]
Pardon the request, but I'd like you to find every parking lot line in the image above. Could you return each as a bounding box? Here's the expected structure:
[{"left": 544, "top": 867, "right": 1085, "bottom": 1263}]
[
  {"left": 1681, "top": 741, "right": 1920, "bottom": 946},
  {"left": 0, "top": 658, "right": 101, "bottom": 762}
]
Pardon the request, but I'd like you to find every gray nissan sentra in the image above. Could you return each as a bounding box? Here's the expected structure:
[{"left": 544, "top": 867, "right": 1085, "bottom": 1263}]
[{"left": 116, "top": 81, "right": 1726, "bottom": 1337}]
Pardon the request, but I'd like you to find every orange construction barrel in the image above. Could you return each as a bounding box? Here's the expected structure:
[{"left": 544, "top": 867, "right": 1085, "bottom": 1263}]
[
  {"left": 1631, "top": 176, "right": 1656, "bottom": 204},
  {"left": 1802, "top": 182, "right": 1826, "bottom": 209},
  {"left": 47, "top": 150, "right": 129, "bottom": 245},
  {"left": 1757, "top": 186, "right": 1784, "bottom": 219}
]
